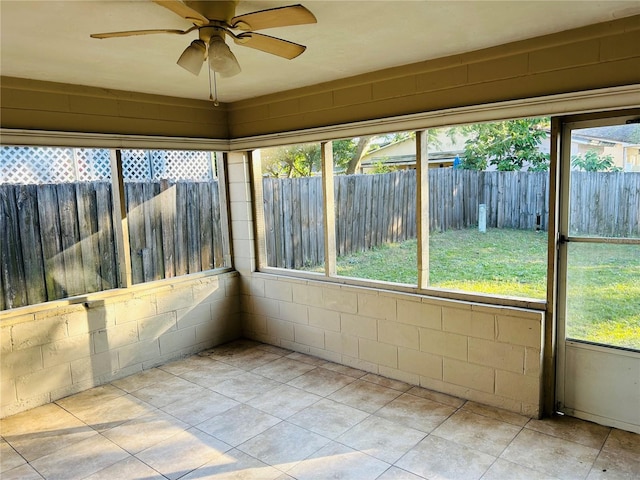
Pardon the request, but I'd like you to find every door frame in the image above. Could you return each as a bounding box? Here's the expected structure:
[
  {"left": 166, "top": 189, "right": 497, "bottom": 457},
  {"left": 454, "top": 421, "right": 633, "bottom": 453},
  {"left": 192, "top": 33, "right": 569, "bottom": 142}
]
[{"left": 554, "top": 109, "right": 640, "bottom": 431}]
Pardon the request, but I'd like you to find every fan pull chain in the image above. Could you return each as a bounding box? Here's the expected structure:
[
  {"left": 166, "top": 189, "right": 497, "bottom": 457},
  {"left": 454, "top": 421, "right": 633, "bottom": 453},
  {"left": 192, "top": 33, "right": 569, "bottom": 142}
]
[{"left": 207, "top": 61, "right": 220, "bottom": 107}]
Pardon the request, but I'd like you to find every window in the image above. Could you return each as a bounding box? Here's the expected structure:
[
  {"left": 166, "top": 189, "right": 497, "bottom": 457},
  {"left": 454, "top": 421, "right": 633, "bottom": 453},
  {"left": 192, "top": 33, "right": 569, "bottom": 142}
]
[
  {"left": 0, "top": 146, "right": 230, "bottom": 310},
  {"left": 258, "top": 143, "right": 325, "bottom": 272},
  {"left": 255, "top": 118, "right": 551, "bottom": 303},
  {"left": 427, "top": 120, "right": 550, "bottom": 300}
]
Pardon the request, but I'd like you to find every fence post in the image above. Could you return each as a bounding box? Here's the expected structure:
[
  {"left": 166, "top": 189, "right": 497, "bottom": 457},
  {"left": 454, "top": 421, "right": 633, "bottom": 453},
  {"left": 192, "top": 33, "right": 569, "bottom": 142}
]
[
  {"left": 322, "top": 141, "right": 337, "bottom": 276},
  {"left": 416, "top": 130, "right": 430, "bottom": 289},
  {"left": 478, "top": 204, "right": 487, "bottom": 233},
  {"left": 110, "top": 149, "right": 133, "bottom": 287}
]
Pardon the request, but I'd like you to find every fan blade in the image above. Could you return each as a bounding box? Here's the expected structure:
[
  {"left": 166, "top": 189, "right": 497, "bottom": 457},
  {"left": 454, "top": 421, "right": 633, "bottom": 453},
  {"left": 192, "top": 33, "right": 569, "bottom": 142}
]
[
  {"left": 231, "top": 4, "right": 316, "bottom": 31},
  {"left": 90, "top": 28, "right": 193, "bottom": 39},
  {"left": 234, "top": 32, "right": 306, "bottom": 59},
  {"left": 153, "top": 0, "right": 209, "bottom": 25}
]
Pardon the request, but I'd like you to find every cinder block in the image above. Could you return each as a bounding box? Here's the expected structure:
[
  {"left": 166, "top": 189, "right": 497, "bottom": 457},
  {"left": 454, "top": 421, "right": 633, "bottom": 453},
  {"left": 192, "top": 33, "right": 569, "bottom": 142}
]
[
  {"left": 244, "top": 313, "right": 267, "bottom": 335},
  {"left": 495, "top": 370, "right": 540, "bottom": 404},
  {"left": 228, "top": 182, "right": 251, "bottom": 203},
  {"left": 233, "top": 256, "right": 255, "bottom": 273},
  {"left": 269, "top": 98, "right": 300, "bottom": 118},
  {"left": 158, "top": 326, "right": 197, "bottom": 355},
  {"left": 280, "top": 339, "right": 310, "bottom": 353},
  {"left": 1, "top": 326, "right": 12, "bottom": 354},
  {"left": 70, "top": 351, "right": 118, "bottom": 383},
  {"left": 292, "top": 284, "right": 324, "bottom": 307},
  {"left": 1, "top": 377, "right": 17, "bottom": 407},
  {"left": 16, "top": 363, "right": 72, "bottom": 400},
  {"left": 250, "top": 277, "right": 266, "bottom": 297},
  {"left": 2, "top": 346, "right": 43, "bottom": 378},
  {"left": 12, "top": 316, "right": 67, "bottom": 350},
  {"left": 195, "top": 318, "right": 240, "bottom": 345},
  {"left": 359, "top": 338, "right": 398, "bottom": 369},
  {"left": 600, "top": 30, "right": 640, "bottom": 61},
  {"left": 372, "top": 76, "right": 417, "bottom": 100},
  {"left": 333, "top": 84, "right": 372, "bottom": 107},
  {"left": 378, "top": 320, "right": 419, "bottom": 350},
  {"left": 378, "top": 365, "right": 419, "bottom": 386},
  {"left": 118, "top": 338, "right": 161, "bottom": 369},
  {"left": 309, "top": 307, "right": 340, "bottom": 331},
  {"left": 357, "top": 293, "right": 396, "bottom": 320},
  {"left": 419, "top": 329, "right": 467, "bottom": 361},
  {"left": 300, "top": 91, "right": 333, "bottom": 112},
  {"left": 267, "top": 318, "right": 294, "bottom": 341},
  {"left": 231, "top": 220, "right": 254, "bottom": 241},
  {"left": 529, "top": 39, "right": 600, "bottom": 73},
  {"left": 230, "top": 200, "right": 252, "bottom": 222},
  {"left": 93, "top": 322, "right": 139, "bottom": 353},
  {"left": 115, "top": 296, "right": 157, "bottom": 323},
  {"left": 192, "top": 278, "right": 225, "bottom": 304},
  {"left": 398, "top": 347, "right": 442, "bottom": 380},
  {"left": 280, "top": 301, "right": 309, "bottom": 324},
  {"left": 66, "top": 304, "right": 116, "bottom": 336},
  {"left": 397, "top": 300, "right": 441, "bottom": 330},
  {"left": 341, "top": 355, "right": 378, "bottom": 374},
  {"left": 444, "top": 310, "right": 495, "bottom": 340},
  {"left": 442, "top": 307, "right": 473, "bottom": 335},
  {"left": 251, "top": 296, "right": 280, "bottom": 318},
  {"left": 468, "top": 338, "right": 524, "bottom": 373},
  {"left": 416, "top": 65, "right": 467, "bottom": 92},
  {"left": 325, "top": 331, "right": 358, "bottom": 357},
  {"left": 138, "top": 312, "right": 177, "bottom": 341},
  {"left": 156, "top": 287, "right": 194, "bottom": 314},
  {"left": 323, "top": 288, "right": 358, "bottom": 314},
  {"left": 308, "top": 347, "right": 341, "bottom": 363},
  {"left": 294, "top": 324, "right": 325, "bottom": 349},
  {"left": 496, "top": 315, "right": 542, "bottom": 348},
  {"left": 265, "top": 280, "right": 293, "bottom": 302},
  {"left": 524, "top": 347, "right": 542, "bottom": 377},
  {"left": 176, "top": 303, "right": 212, "bottom": 330},
  {"left": 43, "top": 334, "right": 93, "bottom": 368},
  {"left": 443, "top": 358, "right": 494, "bottom": 393},
  {"left": 468, "top": 53, "right": 528, "bottom": 83},
  {"left": 341, "top": 313, "right": 377, "bottom": 340}
]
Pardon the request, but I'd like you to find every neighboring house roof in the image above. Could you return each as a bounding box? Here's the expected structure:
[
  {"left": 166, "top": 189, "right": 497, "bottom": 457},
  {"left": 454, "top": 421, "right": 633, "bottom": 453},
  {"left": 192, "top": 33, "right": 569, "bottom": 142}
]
[{"left": 578, "top": 125, "right": 640, "bottom": 145}]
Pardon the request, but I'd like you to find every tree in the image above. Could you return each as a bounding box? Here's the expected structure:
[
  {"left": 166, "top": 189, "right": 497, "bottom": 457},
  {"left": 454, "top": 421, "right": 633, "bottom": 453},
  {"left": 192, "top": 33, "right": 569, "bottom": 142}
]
[
  {"left": 571, "top": 149, "right": 620, "bottom": 172},
  {"left": 261, "top": 143, "right": 320, "bottom": 177},
  {"left": 458, "top": 118, "right": 550, "bottom": 171}
]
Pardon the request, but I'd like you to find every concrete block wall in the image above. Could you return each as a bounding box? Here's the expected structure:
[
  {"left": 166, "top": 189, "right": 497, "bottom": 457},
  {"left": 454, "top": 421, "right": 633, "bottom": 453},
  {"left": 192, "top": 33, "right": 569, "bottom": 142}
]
[
  {"left": 228, "top": 16, "right": 640, "bottom": 137},
  {"left": 0, "top": 272, "right": 242, "bottom": 418},
  {"left": 241, "top": 274, "right": 544, "bottom": 417}
]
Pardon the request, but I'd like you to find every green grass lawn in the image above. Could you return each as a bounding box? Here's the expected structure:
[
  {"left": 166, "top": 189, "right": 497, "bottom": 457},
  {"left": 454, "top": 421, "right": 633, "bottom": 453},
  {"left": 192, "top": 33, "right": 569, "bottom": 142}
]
[{"left": 329, "top": 228, "right": 639, "bottom": 350}]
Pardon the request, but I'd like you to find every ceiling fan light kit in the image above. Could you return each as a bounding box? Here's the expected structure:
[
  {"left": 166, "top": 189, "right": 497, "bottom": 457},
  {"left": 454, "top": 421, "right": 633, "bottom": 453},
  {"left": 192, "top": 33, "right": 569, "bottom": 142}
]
[
  {"left": 176, "top": 39, "right": 206, "bottom": 75},
  {"left": 208, "top": 36, "right": 241, "bottom": 78},
  {"left": 90, "top": 0, "right": 317, "bottom": 102}
]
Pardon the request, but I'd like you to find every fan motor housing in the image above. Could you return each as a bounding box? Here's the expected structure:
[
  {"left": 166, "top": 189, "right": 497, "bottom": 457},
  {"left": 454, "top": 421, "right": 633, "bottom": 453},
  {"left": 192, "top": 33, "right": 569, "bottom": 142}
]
[{"left": 185, "top": 1, "right": 238, "bottom": 22}]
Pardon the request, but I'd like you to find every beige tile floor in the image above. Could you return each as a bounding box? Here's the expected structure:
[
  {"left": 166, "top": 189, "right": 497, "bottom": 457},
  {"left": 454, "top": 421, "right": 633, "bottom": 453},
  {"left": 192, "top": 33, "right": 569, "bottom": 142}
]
[{"left": 1, "top": 339, "right": 639, "bottom": 480}]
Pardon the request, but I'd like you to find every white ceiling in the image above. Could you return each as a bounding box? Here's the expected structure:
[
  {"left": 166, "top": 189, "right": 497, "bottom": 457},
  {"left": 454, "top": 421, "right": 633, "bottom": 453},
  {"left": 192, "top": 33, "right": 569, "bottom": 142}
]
[{"left": 2, "top": 1, "right": 640, "bottom": 103}]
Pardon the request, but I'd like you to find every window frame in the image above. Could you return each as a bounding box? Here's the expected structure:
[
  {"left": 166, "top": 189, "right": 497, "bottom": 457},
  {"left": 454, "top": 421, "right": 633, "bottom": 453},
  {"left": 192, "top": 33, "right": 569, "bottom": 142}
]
[{"left": 0, "top": 137, "right": 233, "bottom": 310}]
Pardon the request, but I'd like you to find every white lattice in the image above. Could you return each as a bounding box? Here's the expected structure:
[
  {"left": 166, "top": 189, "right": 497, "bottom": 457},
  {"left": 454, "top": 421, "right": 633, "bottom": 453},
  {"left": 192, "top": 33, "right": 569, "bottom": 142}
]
[
  {"left": 1, "top": 146, "right": 215, "bottom": 184},
  {"left": 122, "top": 150, "right": 151, "bottom": 182},
  {"left": 151, "top": 150, "right": 213, "bottom": 181},
  {"left": 76, "top": 149, "right": 111, "bottom": 181},
  {"left": 1, "top": 146, "right": 75, "bottom": 184}
]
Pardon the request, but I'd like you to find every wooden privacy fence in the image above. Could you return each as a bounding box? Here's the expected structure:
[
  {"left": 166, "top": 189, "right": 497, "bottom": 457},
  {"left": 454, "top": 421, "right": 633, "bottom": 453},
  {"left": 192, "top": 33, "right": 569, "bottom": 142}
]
[
  {"left": 1, "top": 180, "right": 225, "bottom": 310},
  {"left": 263, "top": 170, "right": 640, "bottom": 269}
]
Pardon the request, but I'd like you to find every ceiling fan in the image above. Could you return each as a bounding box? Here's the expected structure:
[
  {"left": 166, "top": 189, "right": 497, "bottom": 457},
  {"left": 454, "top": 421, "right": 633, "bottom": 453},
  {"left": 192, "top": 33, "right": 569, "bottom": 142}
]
[{"left": 90, "top": 0, "right": 317, "bottom": 78}]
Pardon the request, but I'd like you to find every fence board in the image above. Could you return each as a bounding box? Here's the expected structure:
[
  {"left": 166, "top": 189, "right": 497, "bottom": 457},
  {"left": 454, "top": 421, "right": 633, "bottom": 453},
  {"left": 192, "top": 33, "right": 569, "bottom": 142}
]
[
  {"left": 160, "top": 180, "right": 176, "bottom": 278},
  {"left": 17, "top": 185, "right": 47, "bottom": 304},
  {"left": 261, "top": 170, "right": 639, "bottom": 269},
  {"left": 96, "top": 182, "right": 118, "bottom": 289},
  {"left": 0, "top": 187, "right": 27, "bottom": 308},
  {"left": 75, "top": 183, "right": 101, "bottom": 294}
]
